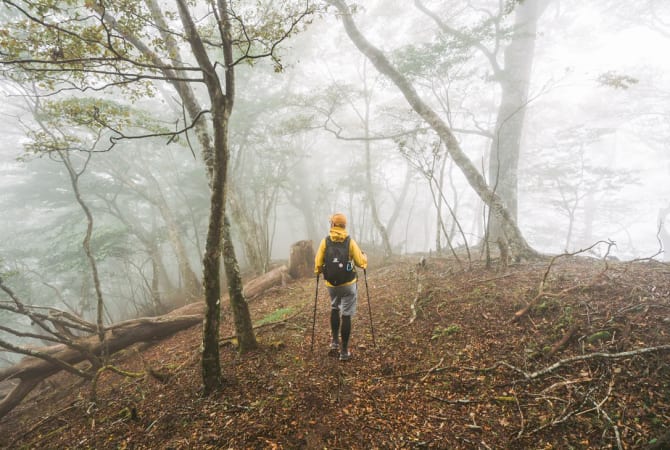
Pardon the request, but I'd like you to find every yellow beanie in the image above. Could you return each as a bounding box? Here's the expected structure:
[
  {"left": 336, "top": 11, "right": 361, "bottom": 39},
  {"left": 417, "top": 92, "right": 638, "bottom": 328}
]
[{"left": 330, "top": 213, "right": 347, "bottom": 227}]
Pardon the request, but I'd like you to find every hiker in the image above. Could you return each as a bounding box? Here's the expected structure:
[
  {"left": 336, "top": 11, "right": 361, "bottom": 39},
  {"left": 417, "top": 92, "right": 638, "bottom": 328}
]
[{"left": 314, "top": 213, "right": 367, "bottom": 361}]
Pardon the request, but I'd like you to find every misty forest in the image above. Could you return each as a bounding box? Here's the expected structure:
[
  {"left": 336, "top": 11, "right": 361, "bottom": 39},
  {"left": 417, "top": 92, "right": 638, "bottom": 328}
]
[{"left": 0, "top": 0, "right": 669, "bottom": 448}]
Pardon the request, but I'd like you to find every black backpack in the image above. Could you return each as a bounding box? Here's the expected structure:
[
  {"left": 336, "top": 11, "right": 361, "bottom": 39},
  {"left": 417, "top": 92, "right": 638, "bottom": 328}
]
[{"left": 322, "top": 236, "right": 356, "bottom": 285}]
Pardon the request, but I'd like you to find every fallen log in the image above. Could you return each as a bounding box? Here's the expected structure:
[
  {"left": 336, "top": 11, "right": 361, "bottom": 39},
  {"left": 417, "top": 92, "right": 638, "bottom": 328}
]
[
  {"left": 0, "top": 258, "right": 294, "bottom": 419},
  {"left": 243, "top": 265, "right": 289, "bottom": 300},
  {"left": 0, "top": 314, "right": 201, "bottom": 418}
]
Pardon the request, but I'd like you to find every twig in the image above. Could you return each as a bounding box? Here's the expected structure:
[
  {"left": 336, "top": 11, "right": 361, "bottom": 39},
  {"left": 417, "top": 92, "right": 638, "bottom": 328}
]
[
  {"left": 575, "top": 377, "right": 623, "bottom": 449},
  {"left": 420, "top": 357, "right": 444, "bottom": 382},
  {"left": 514, "top": 394, "right": 525, "bottom": 439},
  {"left": 546, "top": 324, "right": 579, "bottom": 358},
  {"left": 540, "top": 377, "right": 592, "bottom": 394},
  {"left": 6, "top": 405, "right": 75, "bottom": 448},
  {"left": 426, "top": 393, "right": 479, "bottom": 404},
  {"left": 511, "top": 240, "right": 614, "bottom": 323},
  {"left": 497, "top": 345, "right": 670, "bottom": 382},
  {"left": 218, "top": 311, "right": 303, "bottom": 343}
]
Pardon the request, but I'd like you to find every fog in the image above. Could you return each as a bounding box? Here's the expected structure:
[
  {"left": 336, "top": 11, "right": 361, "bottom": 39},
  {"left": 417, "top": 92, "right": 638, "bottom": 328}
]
[{"left": 0, "top": 0, "right": 669, "bottom": 352}]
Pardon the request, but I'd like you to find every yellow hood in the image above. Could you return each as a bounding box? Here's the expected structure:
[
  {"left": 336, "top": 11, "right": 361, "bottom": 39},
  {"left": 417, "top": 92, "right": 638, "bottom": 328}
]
[{"left": 328, "top": 226, "right": 349, "bottom": 242}]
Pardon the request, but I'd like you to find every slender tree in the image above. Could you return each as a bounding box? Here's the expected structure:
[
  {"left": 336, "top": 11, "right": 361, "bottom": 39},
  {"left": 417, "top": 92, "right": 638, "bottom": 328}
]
[
  {"left": 0, "top": 0, "right": 315, "bottom": 393},
  {"left": 414, "top": 0, "right": 550, "bottom": 245},
  {"left": 326, "top": 0, "right": 537, "bottom": 258}
]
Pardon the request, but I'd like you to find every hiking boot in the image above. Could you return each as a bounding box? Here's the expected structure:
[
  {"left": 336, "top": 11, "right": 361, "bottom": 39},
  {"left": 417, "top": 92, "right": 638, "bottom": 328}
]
[
  {"left": 339, "top": 351, "right": 352, "bottom": 361},
  {"left": 328, "top": 341, "right": 339, "bottom": 356}
]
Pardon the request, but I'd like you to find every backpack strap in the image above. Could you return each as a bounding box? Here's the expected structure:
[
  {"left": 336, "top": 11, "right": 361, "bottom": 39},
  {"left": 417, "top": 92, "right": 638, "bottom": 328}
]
[{"left": 325, "top": 235, "right": 350, "bottom": 251}]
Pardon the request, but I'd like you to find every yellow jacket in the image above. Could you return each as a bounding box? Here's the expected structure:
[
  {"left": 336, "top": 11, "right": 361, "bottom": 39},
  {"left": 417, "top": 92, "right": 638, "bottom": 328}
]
[{"left": 314, "top": 226, "right": 367, "bottom": 287}]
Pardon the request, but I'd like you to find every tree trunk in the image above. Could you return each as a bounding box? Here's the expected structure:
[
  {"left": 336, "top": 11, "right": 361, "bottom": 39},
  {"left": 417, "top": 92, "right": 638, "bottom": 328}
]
[
  {"left": 0, "top": 248, "right": 297, "bottom": 418},
  {"left": 487, "top": 0, "right": 542, "bottom": 243},
  {"left": 103, "top": 168, "right": 200, "bottom": 300},
  {"left": 176, "top": 0, "right": 259, "bottom": 390},
  {"left": 229, "top": 189, "right": 266, "bottom": 275},
  {"left": 385, "top": 160, "right": 413, "bottom": 239},
  {"left": 659, "top": 207, "right": 670, "bottom": 262},
  {"left": 365, "top": 129, "right": 393, "bottom": 258},
  {"left": 243, "top": 265, "right": 290, "bottom": 300},
  {"left": 156, "top": 197, "right": 202, "bottom": 300},
  {"left": 361, "top": 69, "right": 393, "bottom": 258},
  {"left": 222, "top": 214, "right": 258, "bottom": 353},
  {"left": 0, "top": 311, "right": 203, "bottom": 419},
  {"left": 144, "top": 170, "right": 202, "bottom": 300},
  {"left": 284, "top": 159, "right": 319, "bottom": 244},
  {"left": 200, "top": 161, "right": 224, "bottom": 393},
  {"left": 288, "top": 240, "right": 315, "bottom": 279},
  {"left": 175, "top": 0, "right": 227, "bottom": 393},
  {"left": 328, "top": 0, "right": 537, "bottom": 259},
  {"left": 149, "top": 251, "right": 164, "bottom": 315},
  {"left": 59, "top": 151, "right": 106, "bottom": 343}
]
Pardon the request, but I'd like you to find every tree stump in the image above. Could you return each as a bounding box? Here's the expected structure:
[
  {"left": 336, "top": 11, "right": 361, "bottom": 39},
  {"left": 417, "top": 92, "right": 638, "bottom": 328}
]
[{"left": 288, "top": 240, "right": 315, "bottom": 279}]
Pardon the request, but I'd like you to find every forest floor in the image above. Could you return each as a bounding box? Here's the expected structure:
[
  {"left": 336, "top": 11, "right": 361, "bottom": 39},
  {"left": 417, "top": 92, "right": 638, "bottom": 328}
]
[{"left": 1, "top": 254, "right": 669, "bottom": 449}]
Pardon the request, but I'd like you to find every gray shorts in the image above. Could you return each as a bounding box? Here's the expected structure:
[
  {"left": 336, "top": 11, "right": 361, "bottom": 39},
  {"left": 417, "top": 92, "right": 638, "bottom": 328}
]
[{"left": 328, "top": 283, "right": 358, "bottom": 316}]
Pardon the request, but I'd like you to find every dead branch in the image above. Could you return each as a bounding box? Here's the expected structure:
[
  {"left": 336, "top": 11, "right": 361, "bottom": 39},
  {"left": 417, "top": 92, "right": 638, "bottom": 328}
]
[
  {"left": 420, "top": 357, "right": 445, "bottom": 382},
  {"left": 0, "top": 280, "right": 98, "bottom": 356},
  {"left": 576, "top": 378, "right": 622, "bottom": 450},
  {"left": 545, "top": 324, "right": 579, "bottom": 358},
  {"left": 6, "top": 404, "right": 77, "bottom": 449},
  {"left": 0, "top": 314, "right": 201, "bottom": 419},
  {"left": 499, "top": 345, "right": 670, "bottom": 380},
  {"left": 426, "top": 393, "right": 479, "bottom": 404},
  {"left": 0, "top": 338, "right": 92, "bottom": 380},
  {"left": 511, "top": 240, "right": 615, "bottom": 323},
  {"left": 90, "top": 365, "right": 144, "bottom": 403},
  {"left": 218, "top": 309, "right": 303, "bottom": 344},
  {"left": 540, "top": 377, "right": 592, "bottom": 395},
  {"left": 0, "top": 258, "right": 297, "bottom": 419}
]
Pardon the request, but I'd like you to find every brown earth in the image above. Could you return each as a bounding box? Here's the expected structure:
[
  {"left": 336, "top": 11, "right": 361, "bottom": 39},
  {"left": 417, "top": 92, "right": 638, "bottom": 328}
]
[{"left": 1, "top": 255, "right": 669, "bottom": 449}]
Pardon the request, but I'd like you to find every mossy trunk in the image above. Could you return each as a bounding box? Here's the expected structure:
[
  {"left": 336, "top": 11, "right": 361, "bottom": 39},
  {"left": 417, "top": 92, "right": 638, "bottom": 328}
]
[{"left": 222, "top": 214, "right": 258, "bottom": 353}]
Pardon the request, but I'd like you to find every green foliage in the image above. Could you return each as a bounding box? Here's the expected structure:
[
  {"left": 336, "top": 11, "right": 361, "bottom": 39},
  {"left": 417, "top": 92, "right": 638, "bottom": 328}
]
[
  {"left": 40, "top": 98, "right": 132, "bottom": 128},
  {"left": 586, "top": 330, "right": 611, "bottom": 344},
  {"left": 22, "top": 97, "right": 171, "bottom": 156},
  {"left": 392, "top": 39, "right": 472, "bottom": 82},
  {"left": 254, "top": 306, "right": 295, "bottom": 326},
  {"left": 557, "top": 305, "right": 574, "bottom": 329},
  {"left": 431, "top": 324, "right": 461, "bottom": 340},
  {"left": 597, "top": 71, "right": 639, "bottom": 90}
]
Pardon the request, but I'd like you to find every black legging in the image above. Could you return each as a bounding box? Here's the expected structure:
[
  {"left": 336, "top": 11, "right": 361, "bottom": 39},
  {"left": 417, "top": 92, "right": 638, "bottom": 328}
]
[{"left": 331, "top": 308, "right": 352, "bottom": 352}]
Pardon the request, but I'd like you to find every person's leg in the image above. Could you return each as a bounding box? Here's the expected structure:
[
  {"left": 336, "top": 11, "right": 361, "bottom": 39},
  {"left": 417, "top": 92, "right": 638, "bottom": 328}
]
[
  {"left": 340, "top": 314, "right": 351, "bottom": 355},
  {"left": 329, "top": 287, "right": 341, "bottom": 349},
  {"left": 338, "top": 284, "right": 358, "bottom": 360},
  {"left": 330, "top": 307, "right": 340, "bottom": 348}
]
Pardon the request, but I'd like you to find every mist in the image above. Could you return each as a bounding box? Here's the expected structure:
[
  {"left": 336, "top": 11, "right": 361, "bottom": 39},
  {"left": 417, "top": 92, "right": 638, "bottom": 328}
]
[{"left": 0, "top": 0, "right": 669, "bottom": 358}]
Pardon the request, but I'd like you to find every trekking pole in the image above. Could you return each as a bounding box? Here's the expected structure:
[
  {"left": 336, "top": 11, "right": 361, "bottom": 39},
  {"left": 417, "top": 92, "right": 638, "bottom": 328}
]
[
  {"left": 310, "top": 274, "right": 319, "bottom": 352},
  {"left": 363, "top": 269, "right": 376, "bottom": 348}
]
